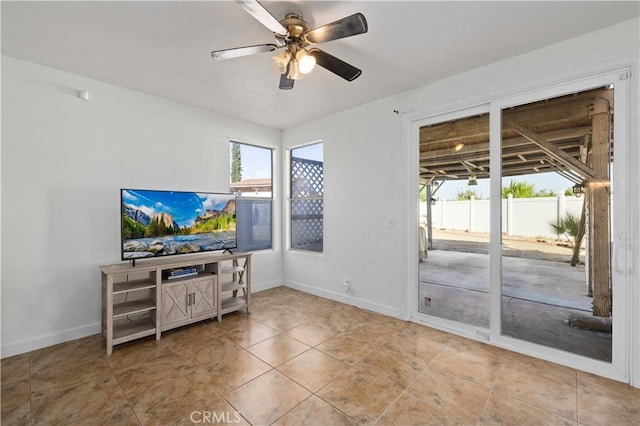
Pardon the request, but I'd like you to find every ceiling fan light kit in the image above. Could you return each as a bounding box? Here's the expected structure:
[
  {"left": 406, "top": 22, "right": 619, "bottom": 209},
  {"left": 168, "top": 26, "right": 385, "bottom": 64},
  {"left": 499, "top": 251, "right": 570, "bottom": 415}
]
[
  {"left": 296, "top": 49, "right": 316, "bottom": 75},
  {"left": 211, "top": 0, "right": 368, "bottom": 90},
  {"left": 271, "top": 46, "right": 315, "bottom": 79},
  {"left": 287, "top": 58, "right": 302, "bottom": 80},
  {"left": 271, "top": 50, "right": 291, "bottom": 74}
]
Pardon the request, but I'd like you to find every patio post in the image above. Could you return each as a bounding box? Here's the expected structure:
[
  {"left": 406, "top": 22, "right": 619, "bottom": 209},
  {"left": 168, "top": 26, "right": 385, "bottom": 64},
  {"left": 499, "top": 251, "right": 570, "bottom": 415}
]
[
  {"left": 469, "top": 195, "right": 476, "bottom": 232},
  {"left": 507, "top": 194, "right": 514, "bottom": 235},
  {"left": 589, "top": 107, "right": 612, "bottom": 317}
]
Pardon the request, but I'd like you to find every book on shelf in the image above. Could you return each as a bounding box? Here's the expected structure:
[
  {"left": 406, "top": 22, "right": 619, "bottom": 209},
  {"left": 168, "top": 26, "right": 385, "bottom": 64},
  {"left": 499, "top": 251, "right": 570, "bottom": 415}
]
[
  {"left": 166, "top": 271, "right": 199, "bottom": 280},
  {"left": 163, "top": 267, "right": 200, "bottom": 280}
]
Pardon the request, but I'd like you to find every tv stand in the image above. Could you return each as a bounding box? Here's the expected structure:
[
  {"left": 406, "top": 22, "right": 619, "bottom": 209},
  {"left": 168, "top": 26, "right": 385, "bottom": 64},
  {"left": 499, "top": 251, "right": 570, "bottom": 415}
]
[
  {"left": 222, "top": 248, "right": 233, "bottom": 255},
  {"left": 100, "top": 252, "right": 251, "bottom": 355}
]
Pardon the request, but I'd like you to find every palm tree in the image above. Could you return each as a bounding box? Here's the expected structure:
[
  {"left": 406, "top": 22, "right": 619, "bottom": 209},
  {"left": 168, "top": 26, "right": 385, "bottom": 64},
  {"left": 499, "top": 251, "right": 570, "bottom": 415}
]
[
  {"left": 549, "top": 212, "right": 580, "bottom": 242},
  {"left": 549, "top": 212, "right": 585, "bottom": 267},
  {"left": 456, "top": 188, "right": 481, "bottom": 200},
  {"left": 502, "top": 180, "right": 535, "bottom": 198}
]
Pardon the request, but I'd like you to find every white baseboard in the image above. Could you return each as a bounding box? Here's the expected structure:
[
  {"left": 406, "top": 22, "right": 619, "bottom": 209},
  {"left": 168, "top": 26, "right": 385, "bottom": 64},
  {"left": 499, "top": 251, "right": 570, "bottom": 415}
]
[
  {"left": 1, "top": 280, "right": 284, "bottom": 359},
  {"left": 284, "top": 280, "right": 403, "bottom": 319},
  {"left": 1, "top": 322, "right": 101, "bottom": 359},
  {"left": 252, "top": 280, "right": 283, "bottom": 293},
  {"left": 1, "top": 280, "right": 398, "bottom": 358}
]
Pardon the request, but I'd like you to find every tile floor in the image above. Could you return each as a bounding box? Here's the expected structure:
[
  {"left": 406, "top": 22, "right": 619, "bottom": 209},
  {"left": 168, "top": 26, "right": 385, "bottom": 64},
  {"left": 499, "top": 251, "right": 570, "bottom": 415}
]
[{"left": 2, "top": 287, "right": 639, "bottom": 425}]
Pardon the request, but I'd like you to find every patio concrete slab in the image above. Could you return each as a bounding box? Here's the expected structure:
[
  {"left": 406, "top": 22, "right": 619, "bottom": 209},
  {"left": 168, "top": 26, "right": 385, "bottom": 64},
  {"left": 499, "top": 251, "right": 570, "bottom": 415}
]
[{"left": 418, "top": 249, "right": 611, "bottom": 362}]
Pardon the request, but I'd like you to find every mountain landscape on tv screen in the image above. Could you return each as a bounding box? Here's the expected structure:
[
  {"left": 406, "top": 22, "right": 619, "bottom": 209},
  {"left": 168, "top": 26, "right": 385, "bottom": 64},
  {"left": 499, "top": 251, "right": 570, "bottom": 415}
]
[{"left": 121, "top": 190, "right": 236, "bottom": 259}]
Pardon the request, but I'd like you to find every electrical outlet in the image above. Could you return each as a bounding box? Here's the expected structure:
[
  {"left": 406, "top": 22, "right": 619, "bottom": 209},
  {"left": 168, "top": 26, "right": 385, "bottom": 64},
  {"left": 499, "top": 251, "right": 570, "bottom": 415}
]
[{"left": 344, "top": 278, "right": 351, "bottom": 294}]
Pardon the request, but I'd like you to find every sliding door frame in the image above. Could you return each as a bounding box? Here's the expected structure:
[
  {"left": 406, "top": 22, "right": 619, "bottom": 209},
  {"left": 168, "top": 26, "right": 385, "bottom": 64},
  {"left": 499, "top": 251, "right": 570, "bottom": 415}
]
[
  {"left": 489, "top": 70, "right": 629, "bottom": 383},
  {"left": 405, "top": 103, "right": 491, "bottom": 339},
  {"left": 403, "top": 67, "right": 635, "bottom": 385}
]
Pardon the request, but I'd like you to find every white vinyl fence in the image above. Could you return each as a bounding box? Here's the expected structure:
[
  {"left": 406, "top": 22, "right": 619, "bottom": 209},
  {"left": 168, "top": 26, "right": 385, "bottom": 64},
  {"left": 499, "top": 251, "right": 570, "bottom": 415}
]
[{"left": 421, "top": 194, "right": 584, "bottom": 238}]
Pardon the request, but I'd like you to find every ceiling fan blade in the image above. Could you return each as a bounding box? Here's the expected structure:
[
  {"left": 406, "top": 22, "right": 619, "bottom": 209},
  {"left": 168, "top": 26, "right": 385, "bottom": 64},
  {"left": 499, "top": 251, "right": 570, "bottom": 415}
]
[
  {"left": 234, "top": 0, "right": 288, "bottom": 36},
  {"left": 279, "top": 73, "right": 294, "bottom": 90},
  {"left": 279, "top": 62, "right": 294, "bottom": 90},
  {"left": 306, "top": 13, "right": 368, "bottom": 44},
  {"left": 211, "top": 43, "right": 277, "bottom": 60},
  {"left": 310, "top": 49, "right": 362, "bottom": 81}
]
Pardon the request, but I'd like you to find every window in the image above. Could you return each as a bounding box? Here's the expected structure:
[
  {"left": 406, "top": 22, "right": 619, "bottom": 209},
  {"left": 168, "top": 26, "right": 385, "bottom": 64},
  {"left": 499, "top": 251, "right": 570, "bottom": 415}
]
[
  {"left": 230, "top": 141, "right": 273, "bottom": 251},
  {"left": 290, "top": 143, "right": 323, "bottom": 252}
]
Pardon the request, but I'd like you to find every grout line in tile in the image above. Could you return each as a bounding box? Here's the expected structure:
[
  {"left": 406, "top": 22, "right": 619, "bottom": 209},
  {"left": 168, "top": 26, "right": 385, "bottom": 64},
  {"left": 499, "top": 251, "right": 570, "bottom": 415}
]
[
  {"left": 28, "top": 353, "right": 32, "bottom": 426},
  {"left": 370, "top": 377, "right": 416, "bottom": 426},
  {"left": 107, "top": 353, "right": 143, "bottom": 425},
  {"left": 476, "top": 386, "right": 494, "bottom": 425},
  {"left": 575, "top": 372, "right": 580, "bottom": 426},
  {"left": 267, "top": 393, "right": 312, "bottom": 425},
  {"left": 312, "top": 387, "right": 363, "bottom": 425},
  {"left": 223, "top": 365, "right": 276, "bottom": 397},
  {"left": 6, "top": 287, "right": 630, "bottom": 426}
]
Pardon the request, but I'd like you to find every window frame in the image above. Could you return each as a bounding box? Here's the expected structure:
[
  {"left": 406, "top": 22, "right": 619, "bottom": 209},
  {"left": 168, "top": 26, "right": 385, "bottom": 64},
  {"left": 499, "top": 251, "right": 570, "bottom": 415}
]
[
  {"left": 289, "top": 142, "right": 324, "bottom": 253},
  {"left": 229, "top": 140, "right": 274, "bottom": 252}
]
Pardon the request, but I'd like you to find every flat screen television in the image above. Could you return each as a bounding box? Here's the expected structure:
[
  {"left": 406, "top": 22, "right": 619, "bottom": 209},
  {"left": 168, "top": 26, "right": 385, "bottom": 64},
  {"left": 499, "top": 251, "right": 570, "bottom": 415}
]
[{"left": 121, "top": 189, "right": 236, "bottom": 260}]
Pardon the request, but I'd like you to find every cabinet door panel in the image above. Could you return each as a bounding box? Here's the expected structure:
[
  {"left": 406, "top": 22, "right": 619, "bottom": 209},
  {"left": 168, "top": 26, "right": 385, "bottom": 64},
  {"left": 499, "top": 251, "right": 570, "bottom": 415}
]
[
  {"left": 162, "top": 283, "right": 189, "bottom": 326},
  {"left": 191, "top": 277, "right": 217, "bottom": 319}
]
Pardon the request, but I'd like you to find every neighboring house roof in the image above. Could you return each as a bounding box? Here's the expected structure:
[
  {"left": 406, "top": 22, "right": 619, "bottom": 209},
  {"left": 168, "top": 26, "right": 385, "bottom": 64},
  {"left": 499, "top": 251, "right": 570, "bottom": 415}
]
[{"left": 230, "top": 178, "right": 272, "bottom": 189}]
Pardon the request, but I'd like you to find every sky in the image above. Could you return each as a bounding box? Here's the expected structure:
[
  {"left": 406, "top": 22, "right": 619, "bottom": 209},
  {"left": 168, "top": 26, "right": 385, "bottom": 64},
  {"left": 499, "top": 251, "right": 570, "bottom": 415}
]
[
  {"left": 122, "top": 189, "right": 234, "bottom": 227},
  {"left": 232, "top": 143, "right": 574, "bottom": 200},
  {"left": 292, "top": 143, "right": 323, "bottom": 162},
  {"left": 234, "top": 143, "right": 272, "bottom": 180},
  {"left": 231, "top": 142, "right": 323, "bottom": 181},
  {"left": 432, "top": 171, "right": 575, "bottom": 200}
]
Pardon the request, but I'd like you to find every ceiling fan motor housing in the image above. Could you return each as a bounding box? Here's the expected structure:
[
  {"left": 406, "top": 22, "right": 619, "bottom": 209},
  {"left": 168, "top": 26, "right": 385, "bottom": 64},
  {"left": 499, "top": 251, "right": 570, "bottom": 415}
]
[{"left": 280, "top": 13, "right": 311, "bottom": 43}]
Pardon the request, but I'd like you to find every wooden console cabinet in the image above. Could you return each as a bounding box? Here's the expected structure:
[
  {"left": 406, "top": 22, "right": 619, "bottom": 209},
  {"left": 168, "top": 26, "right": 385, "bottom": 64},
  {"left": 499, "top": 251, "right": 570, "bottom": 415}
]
[
  {"left": 161, "top": 275, "right": 217, "bottom": 331},
  {"left": 100, "top": 252, "right": 251, "bottom": 355}
]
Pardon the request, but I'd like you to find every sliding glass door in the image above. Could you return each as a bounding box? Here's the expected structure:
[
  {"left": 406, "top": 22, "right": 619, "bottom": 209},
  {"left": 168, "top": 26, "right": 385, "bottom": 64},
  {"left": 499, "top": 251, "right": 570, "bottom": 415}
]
[
  {"left": 418, "top": 109, "right": 491, "bottom": 329},
  {"left": 499, "top": 86, "right": 615, "bottom": 362},
  {"left": 411, "top": 69, "right": 630, "bottom": 380}
]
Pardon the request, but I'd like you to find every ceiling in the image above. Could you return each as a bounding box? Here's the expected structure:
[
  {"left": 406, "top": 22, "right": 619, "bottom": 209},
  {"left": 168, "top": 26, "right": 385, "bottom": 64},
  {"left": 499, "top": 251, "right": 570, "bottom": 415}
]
[{"left": 2, "top": 1, "right": 638, "bottom": 130}]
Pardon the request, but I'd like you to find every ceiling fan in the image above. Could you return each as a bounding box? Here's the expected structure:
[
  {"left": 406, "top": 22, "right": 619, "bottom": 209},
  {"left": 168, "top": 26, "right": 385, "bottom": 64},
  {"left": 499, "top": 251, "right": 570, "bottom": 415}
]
[{"left": 211, "top": 0, "right": 368, "bottom": 90}]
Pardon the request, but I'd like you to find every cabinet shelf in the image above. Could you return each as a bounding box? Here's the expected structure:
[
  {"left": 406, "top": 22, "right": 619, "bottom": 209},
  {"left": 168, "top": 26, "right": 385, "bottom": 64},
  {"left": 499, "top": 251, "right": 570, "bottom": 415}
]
[
  {"left": 217, "top": 255, "right": 251, "bottom": 317},
  {"left": 221, "top": 265, "right": 245, "bottom": 274},
  {"left": 113, "top": 317, "right": 156, "bottom": 345},
  {"left": 221, "top": 296, "right": 247, "bottom": 314},
  {"left": 113, "top": 299, "right": 156, "bottom": 318},
  {"left": 113, "top": 279, "right": 156, "bottom": 294},
  {"left": 161, "top": 271, "right": 212, "bottom": 285},
  {"left": 221, "top": 281, "right": 247, "bottom": 293}
]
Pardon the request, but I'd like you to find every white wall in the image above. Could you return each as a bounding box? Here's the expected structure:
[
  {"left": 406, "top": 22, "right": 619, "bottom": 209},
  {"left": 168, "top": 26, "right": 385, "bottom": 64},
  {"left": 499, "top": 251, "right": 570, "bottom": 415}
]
[
  {"left": 282, "top": 100, "right": 405, "bottom": 317},
  {"left": 1, "top": 56, "right": 282, "bottom": 357},
  {"left": 2, "top": 18, "right": 638, "bottom": 379},
  {"left": 282, "top": 19, "right": 638, "bottom": 333}
]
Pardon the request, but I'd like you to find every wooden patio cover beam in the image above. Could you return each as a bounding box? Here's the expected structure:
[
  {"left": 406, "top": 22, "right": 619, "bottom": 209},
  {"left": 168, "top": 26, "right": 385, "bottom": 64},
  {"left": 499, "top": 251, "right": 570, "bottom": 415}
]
[{"left": 504, "top": 120, "right": 598, "bottom": 180}]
